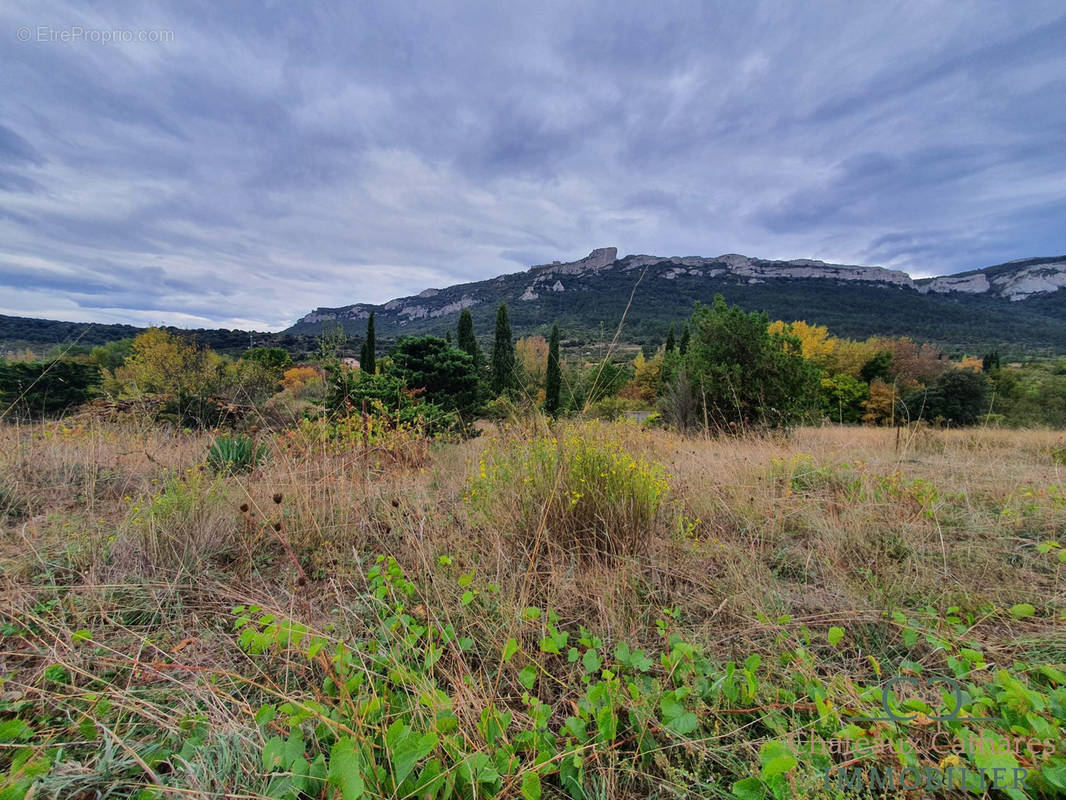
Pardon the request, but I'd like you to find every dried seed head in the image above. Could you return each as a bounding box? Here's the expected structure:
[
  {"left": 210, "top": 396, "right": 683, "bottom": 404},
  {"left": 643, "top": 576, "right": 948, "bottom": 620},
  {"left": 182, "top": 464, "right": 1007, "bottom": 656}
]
[
  {"left": 391, "top": 498, "right": 400, "bottom": 508},
  {"left": 272, "top": 492, "right": 283, "bottom": 504},
  {"left": 272, "top": 521, "right": 282, "bottom": 532},
  {"left": 239, "top": 503, "right": 249, "bottom": 513}
]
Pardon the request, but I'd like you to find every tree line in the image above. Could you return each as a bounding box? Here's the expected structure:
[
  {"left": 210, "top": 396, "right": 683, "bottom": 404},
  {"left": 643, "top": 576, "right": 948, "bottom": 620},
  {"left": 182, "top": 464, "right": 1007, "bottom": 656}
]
[{"left": 3, "top": 296, "right": 1063, "bottom": 430}]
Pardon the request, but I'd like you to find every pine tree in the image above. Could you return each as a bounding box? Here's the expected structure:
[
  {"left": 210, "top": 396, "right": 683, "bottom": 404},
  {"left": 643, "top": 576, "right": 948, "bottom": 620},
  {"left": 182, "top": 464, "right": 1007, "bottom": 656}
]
[
  {"left": 665, "top": 325, "right": 676, "bottom": 353},
  {"left": 490, "top": 303, "right": 516, "bottom": 396},
  {"left": 545, "top": 324, "right": 562, "bottom": 416},
  {"left": 456, "top": 308, "right": 480, "bottom": 370},
  {"left": 360, "top": 312, "right": 376, "bottom": 375}
]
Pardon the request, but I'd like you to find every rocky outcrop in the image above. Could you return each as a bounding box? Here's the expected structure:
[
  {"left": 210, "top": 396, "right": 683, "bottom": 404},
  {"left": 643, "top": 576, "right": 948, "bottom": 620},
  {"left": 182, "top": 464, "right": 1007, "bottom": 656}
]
[{"left": 919, "top": 258, "right": 1066, "bottom": 301}]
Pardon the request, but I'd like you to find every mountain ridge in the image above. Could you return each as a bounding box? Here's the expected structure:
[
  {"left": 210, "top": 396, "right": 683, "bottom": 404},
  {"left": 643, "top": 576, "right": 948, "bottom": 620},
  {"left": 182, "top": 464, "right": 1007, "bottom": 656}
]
[{"left": 286, "top": 249, "right": 1066, "bottom": 355}]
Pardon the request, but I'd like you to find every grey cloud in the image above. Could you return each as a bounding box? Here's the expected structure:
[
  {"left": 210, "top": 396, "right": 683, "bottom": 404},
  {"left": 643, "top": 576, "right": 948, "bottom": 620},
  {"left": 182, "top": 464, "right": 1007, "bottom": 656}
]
[{"left": 0, "top": 0, "right": 1063, "bottom": 328}]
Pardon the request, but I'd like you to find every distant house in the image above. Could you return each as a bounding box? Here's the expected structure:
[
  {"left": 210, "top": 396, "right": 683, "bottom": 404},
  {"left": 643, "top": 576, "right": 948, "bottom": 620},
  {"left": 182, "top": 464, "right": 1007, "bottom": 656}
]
[{"left": 340, "top": 357, "right": 361, "bottom": 370}]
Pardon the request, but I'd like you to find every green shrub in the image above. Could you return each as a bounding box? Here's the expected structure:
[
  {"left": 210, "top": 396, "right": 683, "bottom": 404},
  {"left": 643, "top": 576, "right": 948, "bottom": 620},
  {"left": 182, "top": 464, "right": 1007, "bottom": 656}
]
[
  {"left": 467, "top": 424, "right": 670, "bottom": 562},
  {"left": 206, "top": 434, "right": 266, "bottom": 473},
  {"left": 0, "top": 360, "right": 101, "bottom": 419}
]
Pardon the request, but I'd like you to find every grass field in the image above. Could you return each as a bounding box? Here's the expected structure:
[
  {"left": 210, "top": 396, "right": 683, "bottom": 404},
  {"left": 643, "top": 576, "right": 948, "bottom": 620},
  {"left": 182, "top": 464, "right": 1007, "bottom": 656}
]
[{"left": 2, "top": 414, "right": 1064, "bottom": 798}]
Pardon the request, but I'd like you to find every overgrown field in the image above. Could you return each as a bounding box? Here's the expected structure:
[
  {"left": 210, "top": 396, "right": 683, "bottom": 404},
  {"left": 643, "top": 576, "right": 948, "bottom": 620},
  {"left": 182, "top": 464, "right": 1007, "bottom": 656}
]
[{"left": 1, "top": 416, "right": 1064, "bottom": 798}]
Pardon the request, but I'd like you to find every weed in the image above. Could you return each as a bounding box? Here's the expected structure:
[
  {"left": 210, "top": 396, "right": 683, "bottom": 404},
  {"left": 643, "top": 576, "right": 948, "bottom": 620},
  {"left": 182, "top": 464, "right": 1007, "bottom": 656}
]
[
  {"left": 206, "top": 433, "right": 266, "bottom": 473},
  {"left": 467, "top": 423, "right": 671, "bottom": 562}
]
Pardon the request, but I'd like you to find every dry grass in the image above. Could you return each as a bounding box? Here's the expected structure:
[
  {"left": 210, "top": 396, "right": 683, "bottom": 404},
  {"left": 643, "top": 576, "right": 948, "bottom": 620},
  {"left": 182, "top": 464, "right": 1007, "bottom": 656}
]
[{"left": 1, "top": 415, "right": 1064, "bottom": 797}]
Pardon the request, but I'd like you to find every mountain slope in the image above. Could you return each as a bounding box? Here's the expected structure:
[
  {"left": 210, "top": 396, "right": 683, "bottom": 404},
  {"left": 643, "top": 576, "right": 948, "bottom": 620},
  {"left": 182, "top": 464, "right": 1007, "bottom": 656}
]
[
  {"left": 0, "top": 315, "right": 317, "bottom": 357},
  {"left": 287, "top": 250, "right": 1066, "bottom": 356}
]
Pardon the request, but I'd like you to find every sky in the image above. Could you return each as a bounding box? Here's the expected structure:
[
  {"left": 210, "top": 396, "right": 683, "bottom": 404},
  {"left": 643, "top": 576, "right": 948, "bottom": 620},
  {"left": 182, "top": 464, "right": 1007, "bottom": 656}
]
[{"left": 1, "top": 1, "right": 1065, "bottom": 330}]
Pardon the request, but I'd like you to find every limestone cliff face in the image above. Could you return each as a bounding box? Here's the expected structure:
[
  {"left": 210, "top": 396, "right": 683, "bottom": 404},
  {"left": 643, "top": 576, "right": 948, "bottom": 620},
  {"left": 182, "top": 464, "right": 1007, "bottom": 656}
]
[{"left": 918, "top": 258, "right": 1066, "bottom": 301}]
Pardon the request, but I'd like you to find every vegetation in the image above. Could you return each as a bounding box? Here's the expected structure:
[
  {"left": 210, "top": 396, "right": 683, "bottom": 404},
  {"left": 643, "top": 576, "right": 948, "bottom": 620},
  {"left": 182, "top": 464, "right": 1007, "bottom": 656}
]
[
  {"left": 661, "top": 296, "right": 820, "bottom": 432},
  {"left": 207, "top": 433, "right": 268, "bottom": 473},
  {"left": 2, "top": 414, "right": 1064, "bottom": 798},
  {"left": 457, "top": 308, "right": 481, "bottom": 372},
  {"left": 545, "top": 325, "right": 562, "bottom": 417},
  {"left": 0, "top": 313, "right": 316, "bottom": 358},
  {"left": 490, "top": 304, "right": 517, "bottom": 397},
  {"left": 360, "top": 313, "right": 377, "bottom": 375},
  {"left": 4, "top": 288, "right": 1066, "bottom": 798},
  {"left": 0, "top": 360, "right": 101, "bottom": 419}
]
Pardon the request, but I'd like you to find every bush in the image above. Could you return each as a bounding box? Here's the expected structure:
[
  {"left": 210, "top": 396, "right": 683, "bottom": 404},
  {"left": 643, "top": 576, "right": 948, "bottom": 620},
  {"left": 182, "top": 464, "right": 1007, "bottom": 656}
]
[
  {"left": 327, "top": 368, "right": 460, "bottom": 435},
  {"left": 903, "top": 368, "right": 991, "bottom": 426},
  {"left": 0, "top": 360, "right": 101, "bottom": 419},
  {"left": 113, "top": 468, "right": 236, "bottom": 575},
  {"left": 467, "top": 424, "right": 671, "bottom": 562},
  {"left": 388, "top": 336, "right": 479, "bottom": 420},
  {"left": 663, "top": 296, "right": 819, "bottom": 431},
  {"left": 206, "top": 434, "right": 266, "bottom": 473}
]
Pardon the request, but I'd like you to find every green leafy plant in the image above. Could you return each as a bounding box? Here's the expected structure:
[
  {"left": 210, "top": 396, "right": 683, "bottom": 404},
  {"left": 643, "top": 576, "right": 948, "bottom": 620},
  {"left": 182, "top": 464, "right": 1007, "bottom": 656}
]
[
  {"left": 466, "top": 424, "right": 671, "bottom": 562},
  {"left": 206, "top": 434, "right": 266, "bottom": 473}
]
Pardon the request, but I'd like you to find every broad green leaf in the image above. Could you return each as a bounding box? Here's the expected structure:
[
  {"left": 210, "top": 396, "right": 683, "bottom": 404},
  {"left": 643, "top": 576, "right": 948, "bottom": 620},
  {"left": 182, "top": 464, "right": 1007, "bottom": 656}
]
[
  {"left": 389, "top": 728, "right": 438, "bottom": 786},
  {"left": 521, "top": 770, "right": 542, "bottom": 800},
  {"left": 502, "top": 637, "right": 519, "bottom": 663},
  {"left": 827, "top": 626, "right": 845, "bottom": 647},
  {"left": 732, "top": 777, "right": 766, "bottom": 800},
  {"left": 519, "top": 665, "right": 538, "bottom": 690},
  {"left": 759, "top": 741, "right": 797, "bottom": 779},
  {"left": 1009, "top": 603, "right": 1036, "bottom": 619},
  {"left": 581, "top": 649, "right": 602, "bottom": 675},
  {"left": 262, "top": 736, "right": 286, "bottom": 771},
  {"left": 327, "top": 738, "right": 365, "bottom": 800}
]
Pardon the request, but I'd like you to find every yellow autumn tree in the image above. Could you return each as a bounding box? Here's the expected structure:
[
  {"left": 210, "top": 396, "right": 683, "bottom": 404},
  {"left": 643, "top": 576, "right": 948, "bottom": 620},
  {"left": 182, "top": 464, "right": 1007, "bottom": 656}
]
[
  {"left": 768, "top": 320, "right": 836, "bottom": 368},
  {"left": 113, "top": 328, "right": 211, "bottom": 397},
  {"left": 281, "top": 365, "right": 323, "bottom": 398},
  {"left": 826, "top": 338, "right": 877, "bottom": 378},
  {"left": 630, "top": 351, "right": 662, "bottom": 403},
  {"left": 862, "top": 379, "right": 899, "bottom": 425},
  {"left": 515, "top": 335, "right": 549, "bottom": 393}
]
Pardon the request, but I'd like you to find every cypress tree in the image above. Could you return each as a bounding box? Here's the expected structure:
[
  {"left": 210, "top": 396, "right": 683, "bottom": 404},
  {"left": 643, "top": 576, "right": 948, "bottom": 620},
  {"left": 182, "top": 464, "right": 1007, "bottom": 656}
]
[
  {"left": 360, "top": 312, "right": 376, "bottom": 374},
  {"left": 490, "top": 303, "right": 515, "bottom": 396},
  {"left": 545, "top": 324, "right": 562, "bottom": 416},
  {"left": 457, "top": 308, "right": 480, "bottom": 369},
  {"left": 679, "top": 325, "right": 690, "bottom": 355},
  {"left": 665, "top": 325, "right": 676, "bottom": 353}
]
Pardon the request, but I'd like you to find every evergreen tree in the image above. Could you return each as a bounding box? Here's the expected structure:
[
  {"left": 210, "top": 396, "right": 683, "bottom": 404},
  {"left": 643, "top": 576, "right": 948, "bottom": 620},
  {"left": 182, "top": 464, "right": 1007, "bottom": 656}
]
[
  {"left": 360, "top": 312, "right": 376, "bottom": 375},
  {"left": 456, "top": 308, "right": 480, "bottom": 369},
  {"left": 490, "top": 304, "right": 516, "bottom": 396},
  {"left": 545, "top": 324, "right": 562, "bottom": 416},
  {"left": 665, "top": 325, "right": 676, "bottom": 353},
  {"left": 679, "top": 326, "right": 690, "bottom": 355},
  {"left": 663, "top": 296, "right": 819, "bottom": 431},
  {"left": 389, "top": 336, "right": 479, "bottom": 420},
  {"left": 903, "top": 368, "right": 990, "bottom": 426}
]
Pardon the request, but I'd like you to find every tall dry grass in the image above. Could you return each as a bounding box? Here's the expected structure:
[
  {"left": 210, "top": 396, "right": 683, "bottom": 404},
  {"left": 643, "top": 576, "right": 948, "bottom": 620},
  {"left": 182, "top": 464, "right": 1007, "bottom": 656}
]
[{"left": 1, "top": 414, "right": 1064, "bottom": 796}]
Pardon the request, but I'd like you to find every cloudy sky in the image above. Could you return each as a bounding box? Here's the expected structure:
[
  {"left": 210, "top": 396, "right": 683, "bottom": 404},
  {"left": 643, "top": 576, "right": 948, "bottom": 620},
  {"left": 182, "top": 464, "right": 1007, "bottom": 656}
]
[{"left": 2, "top": 1, "right": 1064, "bottom": 330}]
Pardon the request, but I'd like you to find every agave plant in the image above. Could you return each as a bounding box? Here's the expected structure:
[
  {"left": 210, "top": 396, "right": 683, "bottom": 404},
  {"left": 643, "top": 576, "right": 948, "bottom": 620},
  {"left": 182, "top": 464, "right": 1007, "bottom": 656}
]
[{"left": 206, "top": 434, "right": 266, "bottom": 473}]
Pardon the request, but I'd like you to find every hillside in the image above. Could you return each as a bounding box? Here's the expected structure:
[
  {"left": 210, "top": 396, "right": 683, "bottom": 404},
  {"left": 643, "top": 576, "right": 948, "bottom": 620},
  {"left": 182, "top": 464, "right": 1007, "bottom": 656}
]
[
  {"left": 0, "top": 315, "right": 318, "bottom": 358},
  {"left": 4, "top": 252, "right": 1065, "bottom": 360},
  {"left": 288, "top": 250, "right": 1066, "bottom": 356}
]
